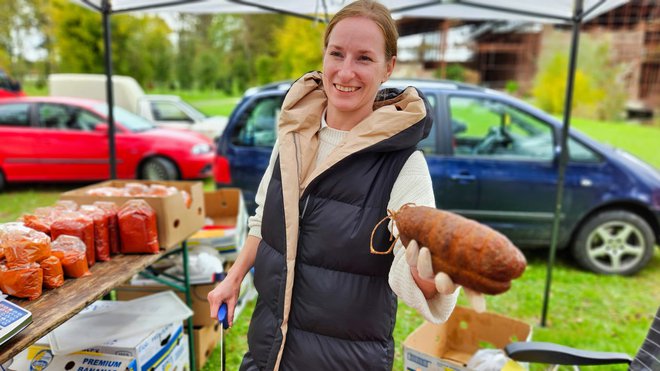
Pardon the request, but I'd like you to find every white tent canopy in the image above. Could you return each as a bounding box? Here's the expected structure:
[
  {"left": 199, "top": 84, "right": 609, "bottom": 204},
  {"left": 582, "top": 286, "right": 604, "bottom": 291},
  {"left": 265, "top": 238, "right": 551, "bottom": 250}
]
[
  {"left": 77, "top": 0, "right": 627, "bottom": 23},
  {"left": 73, "top": 0, "right": 630, "bottom": 347}
]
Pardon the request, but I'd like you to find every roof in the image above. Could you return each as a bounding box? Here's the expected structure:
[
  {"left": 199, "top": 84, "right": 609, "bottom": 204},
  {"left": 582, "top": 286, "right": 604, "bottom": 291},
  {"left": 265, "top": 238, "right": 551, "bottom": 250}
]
[
  {"left": 73, "top": 0, "right": 629, "bottom": 24},
  {"left": 1, "top": 96, "right": 108, "bottom": 108}
]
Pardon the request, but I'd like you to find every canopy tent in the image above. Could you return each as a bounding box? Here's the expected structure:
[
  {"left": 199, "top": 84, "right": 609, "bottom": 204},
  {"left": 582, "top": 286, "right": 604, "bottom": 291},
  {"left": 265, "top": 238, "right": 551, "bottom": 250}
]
[{"left": 76, "top": 0, "right": 628, "bottom": 343}]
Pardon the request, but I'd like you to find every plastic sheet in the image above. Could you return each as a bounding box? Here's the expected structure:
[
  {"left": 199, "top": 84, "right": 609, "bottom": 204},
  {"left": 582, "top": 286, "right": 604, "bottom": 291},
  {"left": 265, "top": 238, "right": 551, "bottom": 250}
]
[
  {"left": 0, "top": 262, "right": 43, "bottom": 300},
  {"left": 40, "top": 255, "right": 65, "bottom": 289},
  {"left": 51, "top": 235, "right": 91, "bottom": 278},
  {"left": 0, "top": 223, "right": 51, "bottom": 267},
  {"left": 118, "top": 199, "right": 159, "bottom": 254},
  {"left": 50, "top": 212, "right": 95, "bottom": 267}
]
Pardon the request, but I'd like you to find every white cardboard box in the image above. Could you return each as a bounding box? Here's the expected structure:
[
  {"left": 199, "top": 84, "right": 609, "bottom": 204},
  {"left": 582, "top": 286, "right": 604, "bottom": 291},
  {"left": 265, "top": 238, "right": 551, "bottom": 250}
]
[
  {"left": 9, "top": 348, "right": 138, "bottom": 371},
  {"left": 85, "top": 321, "right": 183, "bottom": 371},
  {"left": 403, "top": 306, "right": 532, "bottom": 371}
]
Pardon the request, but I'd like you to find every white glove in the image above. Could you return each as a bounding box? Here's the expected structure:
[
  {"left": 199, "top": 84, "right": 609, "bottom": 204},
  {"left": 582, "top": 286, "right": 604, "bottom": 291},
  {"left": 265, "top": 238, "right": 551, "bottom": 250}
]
[{"left": 405, "top": 239, "right": 487, "bottom": 313}]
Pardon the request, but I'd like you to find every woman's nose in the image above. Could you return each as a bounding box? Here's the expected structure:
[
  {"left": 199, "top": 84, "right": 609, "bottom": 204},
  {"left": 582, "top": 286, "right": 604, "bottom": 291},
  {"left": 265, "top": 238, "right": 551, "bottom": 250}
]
[{"left": 337, "top": 59, "right": 355, "bottom": 81}]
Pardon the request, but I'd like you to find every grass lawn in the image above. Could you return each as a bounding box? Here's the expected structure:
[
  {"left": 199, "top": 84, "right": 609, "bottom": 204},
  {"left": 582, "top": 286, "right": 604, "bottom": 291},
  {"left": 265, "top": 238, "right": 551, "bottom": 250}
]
[{"left": 1, "top": 92, "right": 658, "bottom": 370}]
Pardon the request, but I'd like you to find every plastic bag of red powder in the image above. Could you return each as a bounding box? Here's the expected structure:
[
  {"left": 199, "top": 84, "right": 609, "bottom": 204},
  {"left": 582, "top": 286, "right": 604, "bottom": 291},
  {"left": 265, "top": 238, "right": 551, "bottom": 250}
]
[
  {"left": 22, "top": 213, "right": 52, "bottom": 236},
  {"left": 54, "top": 200, "right": 79, "bottom": 211},
  {"left": 40, "top": 255, "right": 64, "bottom": 289},
  {"left": 93, "top": 201, "right": 120, "bottom": 255},
  {"left": 80, "top": 205, "right": 111, "bottom": 262},
  {"left": 0, "top": 262, "right": 43, "bottom": 300},
  {"left": 118, "top": 199, "right": 159, "bottom": 254},
  {"left": 51, "top": 235, "right": 91, "bottom": 278},
  {"left": 50, "top": 212, "right": 95, "bottom": 268},
  {"left": 0, "top": 223, "right": 51, "bottom": 267}
]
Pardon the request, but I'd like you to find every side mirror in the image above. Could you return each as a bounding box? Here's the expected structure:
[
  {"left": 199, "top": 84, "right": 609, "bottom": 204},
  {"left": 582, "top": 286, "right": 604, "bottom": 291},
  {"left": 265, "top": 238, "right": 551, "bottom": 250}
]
[{"left": 94, "top": 123, "right": 109, "bottom": 133}]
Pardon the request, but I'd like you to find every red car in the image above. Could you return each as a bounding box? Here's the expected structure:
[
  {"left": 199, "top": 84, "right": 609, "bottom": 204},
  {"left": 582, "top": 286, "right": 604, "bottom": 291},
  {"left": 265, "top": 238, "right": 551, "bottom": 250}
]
[
  {"left": 0, "top": 97, "right": 214, "bottom": 189},
  {"left": 0, "top": 69, "right": 24, "bottom": 99}
]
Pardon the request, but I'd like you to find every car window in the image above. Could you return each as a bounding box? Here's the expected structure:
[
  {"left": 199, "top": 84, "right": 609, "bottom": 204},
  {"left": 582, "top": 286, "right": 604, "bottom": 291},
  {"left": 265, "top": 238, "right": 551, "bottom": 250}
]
[
  {"left": 94, "top": 103, "right": 154, "bottom": 132},
  {"left": 568, "top": 138, "right": 601, "bottom": 162},
  {"left": 37, "top": 104, "right": 103, "bottom": 131},
  {"left": 417, "top": 93, "right": 437, "bottom": 154},
  {"left": 0, "top": 103, "right": 30, "bottom": 127},
  {"left": 232, "top": 96, "right": 282, "bottom": 147},
  {"left": 151, "top": 101, "right": 193, "bottom": 122},
  {"left": 449, "top": 96, "right": 554, "bottom": 161}
]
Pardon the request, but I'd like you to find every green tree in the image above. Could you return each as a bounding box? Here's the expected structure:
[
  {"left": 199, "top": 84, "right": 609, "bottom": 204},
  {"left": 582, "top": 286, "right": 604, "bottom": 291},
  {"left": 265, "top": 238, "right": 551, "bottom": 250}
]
[
  {"left": 533, "top": 30, "right": 627, "bottom": 120},
  {"left": 273, "top": 17, "right": 324, "bottom": 80}
]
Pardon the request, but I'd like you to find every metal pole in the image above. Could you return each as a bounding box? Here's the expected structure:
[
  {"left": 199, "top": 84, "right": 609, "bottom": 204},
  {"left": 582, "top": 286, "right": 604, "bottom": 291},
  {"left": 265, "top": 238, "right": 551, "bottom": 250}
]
[
  {"left": 541, "top": 0, "right": 583, "bottom": 327},
  {"left": 182, "top": 240, "right": 196, "bottom": 371},
  {"left": 102, "top": 0, "right": 117, "bottom": 179}
]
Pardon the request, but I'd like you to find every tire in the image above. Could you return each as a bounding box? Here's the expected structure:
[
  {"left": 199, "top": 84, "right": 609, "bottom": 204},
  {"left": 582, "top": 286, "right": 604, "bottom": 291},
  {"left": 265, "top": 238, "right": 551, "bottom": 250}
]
[
  {"left": 139, "top": 157, "right": 179, "bottom": 181},
  {"left": 572, "top": 210, "right": 655, "bottom": 275},
  {"left": 0, "top": 169, "right": 5, "bottom": 191}
]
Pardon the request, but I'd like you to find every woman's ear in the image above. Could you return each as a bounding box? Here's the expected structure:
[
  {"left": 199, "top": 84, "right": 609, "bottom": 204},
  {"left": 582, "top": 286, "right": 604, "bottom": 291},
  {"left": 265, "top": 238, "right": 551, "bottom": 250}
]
[{"left": 384, "top": 56, "right": 397, "bottom": 82}]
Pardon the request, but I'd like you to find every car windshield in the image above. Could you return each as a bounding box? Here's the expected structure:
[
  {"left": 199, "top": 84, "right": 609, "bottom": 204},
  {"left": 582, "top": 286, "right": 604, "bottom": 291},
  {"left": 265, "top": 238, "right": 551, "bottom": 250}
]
[
  {"left": 176, "top": 100, "right": 207, "bottom": 120},
  {"left": 94, "top": 103, "right": 155, "bottom": 132}
]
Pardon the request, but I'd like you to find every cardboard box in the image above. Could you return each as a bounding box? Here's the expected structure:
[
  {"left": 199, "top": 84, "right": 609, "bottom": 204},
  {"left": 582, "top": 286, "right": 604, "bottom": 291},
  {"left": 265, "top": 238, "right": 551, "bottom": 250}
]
[
  {"left": 85, "top": 322, "right": 183, "bottom": 371},
  {"left": 10, "top": 347, "right": 138, "bottom": 371},
  {"left": 187, "top": 188, "right": 248, "bottom": 260},
  {"left": 115, "top": 273, "right": 254, "bottom": 327},
  {"left": 403, "top": 306, "right": 532, "bottom": 371},
  {"left": 191, "top": 323, "right": 222, "bottom": 368},
  {"left": 60, "top": 180, "right": 206, "bottom": 249},
  {"left": 150, "top": 333, "right": 189, "bottom": 371}
]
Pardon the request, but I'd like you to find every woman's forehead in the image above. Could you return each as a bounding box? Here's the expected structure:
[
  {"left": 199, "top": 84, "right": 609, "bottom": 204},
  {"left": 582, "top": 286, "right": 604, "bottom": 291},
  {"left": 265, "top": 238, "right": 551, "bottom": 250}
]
[{"left": 327, "top": 17, "right": 385, "bottom": 52}]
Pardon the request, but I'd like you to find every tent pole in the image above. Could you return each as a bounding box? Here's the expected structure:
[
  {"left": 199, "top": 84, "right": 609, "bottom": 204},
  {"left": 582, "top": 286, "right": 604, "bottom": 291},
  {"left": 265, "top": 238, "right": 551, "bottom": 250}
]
[
  {"left": 102, "top": 0, "right": 117, "bottom": 180},
  {"left": 541, "top": 0, "right": 584, "bottom": 327}
]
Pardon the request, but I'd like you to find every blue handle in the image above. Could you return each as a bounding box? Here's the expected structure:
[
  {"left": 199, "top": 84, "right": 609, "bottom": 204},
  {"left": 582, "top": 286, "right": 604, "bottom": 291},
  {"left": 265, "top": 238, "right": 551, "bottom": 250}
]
[{"left": 217, "top": 303, "right": 229, "bottom": 329}]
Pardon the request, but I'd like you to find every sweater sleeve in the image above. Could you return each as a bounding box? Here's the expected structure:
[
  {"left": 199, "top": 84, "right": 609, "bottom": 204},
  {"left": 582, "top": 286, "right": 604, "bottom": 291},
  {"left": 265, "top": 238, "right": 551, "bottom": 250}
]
[
  {"left": 247, "top": 139, "right": 280, "bottom": 239},
  {"left": 387, "top": 151, "right": 459, "bottom": 324}
]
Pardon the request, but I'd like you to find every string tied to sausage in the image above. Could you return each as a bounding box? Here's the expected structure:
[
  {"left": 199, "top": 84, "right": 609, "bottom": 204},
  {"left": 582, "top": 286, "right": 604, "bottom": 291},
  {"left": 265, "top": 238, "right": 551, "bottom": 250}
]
[{"left": 369, "top": 203, "right": 416, "bottom": 255}]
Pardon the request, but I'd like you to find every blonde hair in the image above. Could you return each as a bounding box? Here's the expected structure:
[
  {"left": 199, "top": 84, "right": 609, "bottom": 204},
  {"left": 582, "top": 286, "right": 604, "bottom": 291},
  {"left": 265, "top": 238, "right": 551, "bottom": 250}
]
[{"left": 324, "top": 0, "right": 398, "bottom": 61}]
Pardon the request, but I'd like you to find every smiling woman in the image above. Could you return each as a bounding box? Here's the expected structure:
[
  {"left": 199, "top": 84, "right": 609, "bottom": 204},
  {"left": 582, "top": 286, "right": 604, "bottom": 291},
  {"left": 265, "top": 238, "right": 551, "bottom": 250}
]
[{"left": 206, "top": 1, "right": 461, "bottom": 370}]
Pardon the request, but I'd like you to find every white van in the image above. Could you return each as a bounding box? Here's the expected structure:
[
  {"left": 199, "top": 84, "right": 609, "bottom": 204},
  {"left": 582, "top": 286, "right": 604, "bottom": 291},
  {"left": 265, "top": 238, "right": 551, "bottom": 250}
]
[{"left": 48, "top": 73, "right": 227, "bottom": 140}]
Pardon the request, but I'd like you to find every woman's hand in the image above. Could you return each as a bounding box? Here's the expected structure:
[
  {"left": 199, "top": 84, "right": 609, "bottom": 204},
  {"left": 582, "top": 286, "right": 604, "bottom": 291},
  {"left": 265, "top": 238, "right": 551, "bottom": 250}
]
[
  {"left": 207, "top": 275, "right": 242, "bottom": 328},
  {"left": 405, "top": 239, "right": 486, "bottom": 312}
]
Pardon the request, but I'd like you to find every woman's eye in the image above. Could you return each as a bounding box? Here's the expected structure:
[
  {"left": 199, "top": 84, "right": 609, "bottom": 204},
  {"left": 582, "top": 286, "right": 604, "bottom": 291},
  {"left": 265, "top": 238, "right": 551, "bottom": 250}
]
[
  {"left": 359, "top": 55, "right": 373, "bottom": 62},
  {"left": 329, "top": 51, "right": 343, "bottom": 57}
]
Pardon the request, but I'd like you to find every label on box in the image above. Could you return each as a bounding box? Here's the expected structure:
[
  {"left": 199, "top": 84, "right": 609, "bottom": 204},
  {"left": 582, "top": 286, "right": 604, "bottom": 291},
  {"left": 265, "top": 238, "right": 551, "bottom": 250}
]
[{"left": 11, "top": 347, "right": 137, "bottom": 371}]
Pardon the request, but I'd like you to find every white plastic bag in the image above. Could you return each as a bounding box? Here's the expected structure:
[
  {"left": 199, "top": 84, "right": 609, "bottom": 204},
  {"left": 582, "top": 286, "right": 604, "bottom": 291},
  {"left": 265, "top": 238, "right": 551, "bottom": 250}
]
[{"left": 467, "top": 349, "right": 509, "bottom": 371}]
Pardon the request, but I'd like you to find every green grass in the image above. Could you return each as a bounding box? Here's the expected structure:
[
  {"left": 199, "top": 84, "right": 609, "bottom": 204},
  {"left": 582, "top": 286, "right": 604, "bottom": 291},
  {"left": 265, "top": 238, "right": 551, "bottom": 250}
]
[
  {"left": 200, "top": 249, "right": 660, "bottom": 371},
  {"left": 569, "top": 117, "right": 660, "bottom": 169}
]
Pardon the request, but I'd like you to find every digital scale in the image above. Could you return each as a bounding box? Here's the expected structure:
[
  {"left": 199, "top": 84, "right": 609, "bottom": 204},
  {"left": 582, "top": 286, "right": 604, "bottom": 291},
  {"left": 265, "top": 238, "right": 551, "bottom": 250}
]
[{"left": 0, "top": 298, "right": 32, "bottom": 347}]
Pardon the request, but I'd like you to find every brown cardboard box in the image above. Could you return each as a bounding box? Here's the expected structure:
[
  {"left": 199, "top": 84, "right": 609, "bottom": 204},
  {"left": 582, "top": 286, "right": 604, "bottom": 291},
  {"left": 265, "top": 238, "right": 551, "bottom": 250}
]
[
  {"left": 402, "top": 306, "right": 532, "bottom": 371},
  {"left": 115, "top": 283, "right": 216, "bottom": 327},
  {"left": 191, "top": 323, "right": 222, "bottom": 368},
  {"left": 188, "top": 189, "right": 247, "bottom": 260},
  {"left": 60, "top": 180, "right": 205, "bottom": 249}
]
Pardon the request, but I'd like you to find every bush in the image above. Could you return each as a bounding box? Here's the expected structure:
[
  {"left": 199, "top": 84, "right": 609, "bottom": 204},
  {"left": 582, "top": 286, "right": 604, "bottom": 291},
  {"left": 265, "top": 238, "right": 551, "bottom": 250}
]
[
  {"left": 533, "top": 31, "right": 627, "bottom": 121},
  {"left": 434, "top": 64, "right": 466, "bottom": 82}
]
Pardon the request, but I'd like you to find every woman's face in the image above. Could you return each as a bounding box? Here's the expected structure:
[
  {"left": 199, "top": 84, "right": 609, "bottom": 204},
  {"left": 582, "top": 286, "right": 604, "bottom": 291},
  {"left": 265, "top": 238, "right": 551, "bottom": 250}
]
[{"left": 322, "top": 16, "right": 395, "bottom": 124}]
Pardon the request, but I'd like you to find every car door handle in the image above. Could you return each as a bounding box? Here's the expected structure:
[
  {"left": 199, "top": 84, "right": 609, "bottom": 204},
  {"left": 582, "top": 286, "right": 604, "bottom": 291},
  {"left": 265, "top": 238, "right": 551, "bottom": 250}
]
[{"left": 449, "top": 173, "right": 476, "bottom": 182}]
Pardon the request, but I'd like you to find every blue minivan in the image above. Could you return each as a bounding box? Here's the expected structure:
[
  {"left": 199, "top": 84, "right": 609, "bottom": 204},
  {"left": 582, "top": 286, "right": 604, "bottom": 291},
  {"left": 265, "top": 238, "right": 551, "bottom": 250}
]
[{"left": 215, "top": 79, "right": 660, "bottom": 275}]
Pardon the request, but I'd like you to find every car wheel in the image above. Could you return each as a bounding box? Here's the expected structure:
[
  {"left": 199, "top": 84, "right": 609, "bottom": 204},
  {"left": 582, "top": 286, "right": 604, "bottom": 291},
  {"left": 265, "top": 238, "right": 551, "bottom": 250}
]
[
  {"left": 572, "top": 210, "right": 655, "bottom": 275},
  {"left": 0, "top": 169, "right": 5, "bottom": 191},
  {"left": 140, "top": 157, "right": 179, "bottom": 181}
]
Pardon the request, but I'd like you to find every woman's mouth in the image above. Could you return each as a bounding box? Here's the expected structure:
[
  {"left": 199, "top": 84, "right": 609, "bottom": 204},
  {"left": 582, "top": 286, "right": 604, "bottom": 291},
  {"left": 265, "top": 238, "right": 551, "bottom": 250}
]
[{"left": 334, "top": 84, "right": 359, "bottom": 93}]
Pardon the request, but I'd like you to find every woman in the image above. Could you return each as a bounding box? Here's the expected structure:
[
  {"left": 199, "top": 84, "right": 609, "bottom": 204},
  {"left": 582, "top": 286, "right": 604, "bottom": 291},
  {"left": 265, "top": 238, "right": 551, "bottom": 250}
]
[{"left": 208, "top": 1, "right": 460, "bottom": 369}]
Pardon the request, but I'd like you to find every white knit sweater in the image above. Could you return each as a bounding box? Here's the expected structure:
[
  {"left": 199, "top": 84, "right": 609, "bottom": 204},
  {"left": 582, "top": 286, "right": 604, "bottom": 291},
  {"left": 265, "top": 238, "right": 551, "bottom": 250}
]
[{"left": 247, "top": 117, "right": 458, "bottom": 324}]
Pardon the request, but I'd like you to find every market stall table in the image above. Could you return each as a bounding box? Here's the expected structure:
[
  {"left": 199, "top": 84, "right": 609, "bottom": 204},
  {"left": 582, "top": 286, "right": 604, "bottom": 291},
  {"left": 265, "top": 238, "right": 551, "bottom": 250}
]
[{"left": 0, "top": 253, "right": 163, "bottom": 364}]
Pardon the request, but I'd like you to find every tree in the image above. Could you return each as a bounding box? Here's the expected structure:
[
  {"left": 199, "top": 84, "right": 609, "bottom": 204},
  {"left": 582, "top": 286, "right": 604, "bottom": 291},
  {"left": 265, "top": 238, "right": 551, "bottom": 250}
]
[{"left": 273, "top": 17, "right": 324, "bottom": 81}]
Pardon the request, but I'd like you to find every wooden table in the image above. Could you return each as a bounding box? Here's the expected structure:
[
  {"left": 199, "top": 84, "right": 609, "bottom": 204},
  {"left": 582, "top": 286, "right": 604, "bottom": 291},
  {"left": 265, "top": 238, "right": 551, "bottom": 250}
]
[{"left": 0, "top": 253, "right": 163, "bottom": 364}]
